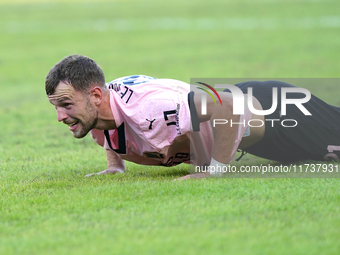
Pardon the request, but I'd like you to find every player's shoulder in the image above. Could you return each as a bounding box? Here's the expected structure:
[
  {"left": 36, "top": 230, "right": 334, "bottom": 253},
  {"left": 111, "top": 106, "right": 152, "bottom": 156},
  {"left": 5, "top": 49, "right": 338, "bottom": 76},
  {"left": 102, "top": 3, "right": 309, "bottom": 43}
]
[
  {"left": 106, "top": 75, "right": 189, "bottom": 92},
  {"left": 107, "top": 75, "right": 158, "bottom": 90}
]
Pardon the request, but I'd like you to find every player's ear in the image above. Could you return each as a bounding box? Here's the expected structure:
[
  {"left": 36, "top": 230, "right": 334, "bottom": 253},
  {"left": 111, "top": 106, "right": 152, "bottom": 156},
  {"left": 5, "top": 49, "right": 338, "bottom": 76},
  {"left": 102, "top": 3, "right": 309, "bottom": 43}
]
[{"left": 90, "top": 86, "right": 103, "bottom": 106}]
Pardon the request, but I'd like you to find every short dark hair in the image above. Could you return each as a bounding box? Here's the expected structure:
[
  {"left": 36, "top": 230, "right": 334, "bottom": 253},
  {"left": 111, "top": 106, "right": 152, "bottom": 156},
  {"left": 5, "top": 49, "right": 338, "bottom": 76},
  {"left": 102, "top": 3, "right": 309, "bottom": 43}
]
[{"left": 45, "top": 55, "right": 106, "bottom": 95}]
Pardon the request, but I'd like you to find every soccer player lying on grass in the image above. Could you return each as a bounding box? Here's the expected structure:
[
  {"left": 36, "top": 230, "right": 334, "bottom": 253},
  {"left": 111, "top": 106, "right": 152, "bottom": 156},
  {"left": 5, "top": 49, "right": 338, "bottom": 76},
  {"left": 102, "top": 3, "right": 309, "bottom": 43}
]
[{"left": 45, "top": 55, "right": 340, "bottom": 179}]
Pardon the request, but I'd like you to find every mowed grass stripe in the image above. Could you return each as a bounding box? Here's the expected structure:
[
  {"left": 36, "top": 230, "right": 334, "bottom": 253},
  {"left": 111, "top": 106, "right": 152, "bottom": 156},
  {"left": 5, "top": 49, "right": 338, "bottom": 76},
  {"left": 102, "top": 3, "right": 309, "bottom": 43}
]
[{"left": 2, "top": 16, "right": 340, "bottom": 34}]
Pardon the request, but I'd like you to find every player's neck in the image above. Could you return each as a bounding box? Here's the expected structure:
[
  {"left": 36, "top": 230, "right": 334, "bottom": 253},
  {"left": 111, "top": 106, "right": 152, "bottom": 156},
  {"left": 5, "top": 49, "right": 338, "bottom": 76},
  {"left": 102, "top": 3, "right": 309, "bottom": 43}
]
[{"left": 94, "top": 92, "right": 117, "bottom": 130}]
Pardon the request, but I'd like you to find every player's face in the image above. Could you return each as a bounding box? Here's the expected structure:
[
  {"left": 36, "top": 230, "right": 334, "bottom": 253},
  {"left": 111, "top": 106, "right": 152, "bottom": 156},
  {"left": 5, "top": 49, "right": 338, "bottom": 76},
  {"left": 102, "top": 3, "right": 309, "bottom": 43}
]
[{"left": 48, "top": 82, "right": 98, "bottom": 138}]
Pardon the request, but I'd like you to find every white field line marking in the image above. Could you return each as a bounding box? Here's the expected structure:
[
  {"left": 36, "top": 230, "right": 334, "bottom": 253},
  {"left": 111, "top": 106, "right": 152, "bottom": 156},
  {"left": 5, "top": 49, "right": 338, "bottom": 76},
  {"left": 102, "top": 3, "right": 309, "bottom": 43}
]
[{"left": 1, "top": 16, "right": 340, "bottom": 33}]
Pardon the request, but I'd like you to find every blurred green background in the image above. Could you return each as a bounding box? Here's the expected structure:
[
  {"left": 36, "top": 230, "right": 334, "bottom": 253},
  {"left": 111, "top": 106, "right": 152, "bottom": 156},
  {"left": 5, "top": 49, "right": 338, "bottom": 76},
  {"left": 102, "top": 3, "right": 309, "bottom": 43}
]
[{"left": 1, "top": 0, "right": 340, "bottom": 254}]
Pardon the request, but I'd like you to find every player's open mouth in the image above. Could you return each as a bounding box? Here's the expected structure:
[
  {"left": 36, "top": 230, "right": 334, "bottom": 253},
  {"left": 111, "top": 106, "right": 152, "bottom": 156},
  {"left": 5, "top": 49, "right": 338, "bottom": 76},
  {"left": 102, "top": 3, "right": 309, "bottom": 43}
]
[{"left": 68, "top": 121, "right": 79, "bottom": 131}]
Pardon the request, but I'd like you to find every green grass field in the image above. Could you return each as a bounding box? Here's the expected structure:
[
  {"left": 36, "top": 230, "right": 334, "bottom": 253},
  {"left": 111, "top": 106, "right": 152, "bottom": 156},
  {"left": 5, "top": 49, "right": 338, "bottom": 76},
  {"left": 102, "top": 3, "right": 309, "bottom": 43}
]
[{"left": 1, "top": 0, "right": 340, "bottom": 254}]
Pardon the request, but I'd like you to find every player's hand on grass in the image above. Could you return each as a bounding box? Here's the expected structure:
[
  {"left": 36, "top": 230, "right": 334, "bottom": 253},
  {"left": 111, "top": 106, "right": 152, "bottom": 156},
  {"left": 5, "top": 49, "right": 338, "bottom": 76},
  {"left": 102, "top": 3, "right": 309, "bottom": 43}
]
[
  {"left": 85, "top": 150, "right": 126, "bottom": 177},
  {"left": 85, "top": 168, "right": 124, "bottom": 177}
]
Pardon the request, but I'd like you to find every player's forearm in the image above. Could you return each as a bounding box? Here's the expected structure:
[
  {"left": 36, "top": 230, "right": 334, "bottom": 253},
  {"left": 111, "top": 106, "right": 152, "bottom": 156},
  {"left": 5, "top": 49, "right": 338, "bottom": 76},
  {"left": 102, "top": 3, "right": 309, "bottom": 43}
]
[
  {"left": 195, "top": 92, "right": 238, "bottom": 166},
  {"left": 106, "top": 149, "right": 125, "bottom": 172},
  {"left": 209, "top": 110, "right": 239, "bottom": 164}
]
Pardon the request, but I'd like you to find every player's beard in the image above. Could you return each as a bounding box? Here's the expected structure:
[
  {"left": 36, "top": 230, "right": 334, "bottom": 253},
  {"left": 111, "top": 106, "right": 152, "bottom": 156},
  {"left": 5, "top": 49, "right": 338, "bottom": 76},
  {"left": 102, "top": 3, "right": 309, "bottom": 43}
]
[{"left": 71, "top": 97, "right": 98, "bottom": 139}]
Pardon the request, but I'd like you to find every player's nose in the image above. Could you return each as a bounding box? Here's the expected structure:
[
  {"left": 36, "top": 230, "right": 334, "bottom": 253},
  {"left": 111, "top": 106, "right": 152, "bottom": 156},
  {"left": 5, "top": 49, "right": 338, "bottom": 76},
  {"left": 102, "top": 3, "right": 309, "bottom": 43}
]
[{"left": 56, "top": 107, "right": 68, "bottom": 122}]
